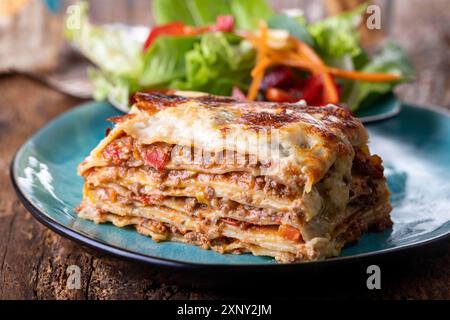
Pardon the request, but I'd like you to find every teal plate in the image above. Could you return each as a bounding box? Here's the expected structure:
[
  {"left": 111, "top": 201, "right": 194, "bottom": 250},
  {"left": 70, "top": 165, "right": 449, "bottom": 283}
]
[
  {"left": 11, "top": 97, "right": 450, "bottom": 270},
  {"left": 355, "top": 93, "right": 401, "bottom": 123}
]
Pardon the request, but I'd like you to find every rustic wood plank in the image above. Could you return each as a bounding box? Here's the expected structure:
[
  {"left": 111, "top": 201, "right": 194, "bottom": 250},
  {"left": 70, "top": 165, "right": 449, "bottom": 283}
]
[
  {"left": 393, "top": 0, "right": 450, "bottom": 108},
  {"left": 0, "top": 74, "right": 87, "bottom": 299}
]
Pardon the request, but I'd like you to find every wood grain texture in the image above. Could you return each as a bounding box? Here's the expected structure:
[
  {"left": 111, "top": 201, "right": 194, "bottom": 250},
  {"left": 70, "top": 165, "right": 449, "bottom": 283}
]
[{"left": 0, "top": 0, "right": 449, "bottom": 300}]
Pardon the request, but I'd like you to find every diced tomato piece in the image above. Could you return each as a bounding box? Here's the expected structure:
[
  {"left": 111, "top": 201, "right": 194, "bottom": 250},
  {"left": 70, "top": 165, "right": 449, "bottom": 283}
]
[
  {"left": 278, "top": 225, "right": 301, "bottom": 242},
  {"left": 266, "top": 87, "right": 299, "bottom": 103},
  {"left": 103, "top": 143, "right": 121, "bottom": 164},
  {"left": 103, "top": 137, "right": 133, "bottom": 165},
  {"left": 142, "top": 147, "right": 170, "bottom": 171}
]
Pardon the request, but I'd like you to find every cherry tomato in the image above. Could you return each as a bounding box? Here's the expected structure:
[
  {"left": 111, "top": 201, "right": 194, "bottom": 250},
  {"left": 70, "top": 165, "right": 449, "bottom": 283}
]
[
  {"left": 143, "top": 16, "right": 235, "bottom": 50},
  {"left": 143, "top": 22, "right": 186, "bottom": 50},
  {"left": 301, "top": 74, "right": 325, "bottom": 105}
]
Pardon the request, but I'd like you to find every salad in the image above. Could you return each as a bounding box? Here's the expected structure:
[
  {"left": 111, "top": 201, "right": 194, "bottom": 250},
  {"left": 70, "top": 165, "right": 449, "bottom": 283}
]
[{"left": 65, "top": 0, "right": 413, "bottom": 112}]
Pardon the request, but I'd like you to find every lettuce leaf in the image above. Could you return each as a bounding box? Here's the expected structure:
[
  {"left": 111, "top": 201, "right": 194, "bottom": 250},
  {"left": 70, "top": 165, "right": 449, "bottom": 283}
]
[
  {"left": 229, "top": 0, "right": 273, "bottom": 30},
  {"left": 138, "top": 36, "right": 199, "bottom": 88},
  {"left": 84, "top": 35, "right": 200, "bottom": 110},
  {"left": 89, "top": 68, "right": 137, "bottom": 112},
  {"left": 152, "top": 0, "right": 273, "bottom": 30},
  {"left": 152, "top": 0, "right": 232, "bottom": 26},
  {"left": 67, "top": 1, "right": 411, "bottom": 114},
  {"left": 346, "top": 42, "right": 414, "bottom": 111},
  {"left": 307, "top": 4, "right": 366, "bottom": 62},
  {"left": 139, "top": 32, "right": 253, "bottom": 95},
  {"left": 65, "top": 1, "right": 144, "bottom": 110},
  {"left": 267, "top": 14, "right": 314, "bottom": 46},
  {"left": 171, "top": 32, "right": 255, "bottom": 95},
  {"left": 64, "top": 1, "right": 143, "bottom": 77}
]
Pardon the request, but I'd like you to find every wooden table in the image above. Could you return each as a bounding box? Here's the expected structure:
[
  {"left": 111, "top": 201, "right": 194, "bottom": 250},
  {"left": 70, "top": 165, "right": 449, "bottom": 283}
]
[{"left": 1, "top": 0, "right": 449, "bottom": 299}]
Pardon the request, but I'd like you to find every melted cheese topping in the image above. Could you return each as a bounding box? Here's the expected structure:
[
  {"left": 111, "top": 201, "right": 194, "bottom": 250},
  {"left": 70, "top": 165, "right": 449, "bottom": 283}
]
[{"left": 80, "top": 93, "right": 368, "bottom": 193}]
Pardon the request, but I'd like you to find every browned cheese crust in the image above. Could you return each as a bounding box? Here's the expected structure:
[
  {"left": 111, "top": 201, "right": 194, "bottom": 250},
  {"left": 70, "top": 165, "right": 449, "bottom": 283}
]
[{"left": 77, "top": 92, "right": 392, "bottom": 263}]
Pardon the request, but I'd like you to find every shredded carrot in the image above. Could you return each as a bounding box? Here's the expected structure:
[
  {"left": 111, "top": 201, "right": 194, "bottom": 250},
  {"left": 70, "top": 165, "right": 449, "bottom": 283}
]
[
  {"left": 250, "top": 57, "right": 273, "bottom": 77},
  {"left": 327, "top": 68, "right": 401, "bottom": 82},
  {"left": 271, "top": 56, "right": 320, "bottom": 73},
  {"left": 270, "top": 53, "right": 401, "bottom": 82},
  {"left": 292, "top": 38, "right": 400, "bottom": 82},
  {"left": 294, "top": 40, "right": 339, "bottom": 104},
  {"left": 242, "top": 26, "right": 400, "bottom": 103},
  {"left": 247, "top": 67, "right": 266, "bottom": 101},
  {"left": 247, "top": 21, "right": 269, "bottom": 101}
]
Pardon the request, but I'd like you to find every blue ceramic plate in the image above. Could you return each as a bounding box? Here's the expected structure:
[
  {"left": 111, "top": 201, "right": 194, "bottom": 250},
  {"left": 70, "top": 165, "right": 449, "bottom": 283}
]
[
  {"left": 355, "top": 93, "right": 401, "bottom": 123},
  {"left": 11, "top": 97, "right": 450, "bottom": 269}
]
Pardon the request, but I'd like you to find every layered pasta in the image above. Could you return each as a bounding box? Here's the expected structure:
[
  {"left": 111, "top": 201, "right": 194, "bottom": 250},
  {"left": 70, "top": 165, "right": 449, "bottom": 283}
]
[{"left": 77, "top": 92, "right": 392, "bottom": 262}]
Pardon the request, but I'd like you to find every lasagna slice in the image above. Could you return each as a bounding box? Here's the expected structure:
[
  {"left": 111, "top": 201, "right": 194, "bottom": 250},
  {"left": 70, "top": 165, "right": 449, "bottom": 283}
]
[{"left": 77, "top": 92, "right": 392, "bottom": 263}]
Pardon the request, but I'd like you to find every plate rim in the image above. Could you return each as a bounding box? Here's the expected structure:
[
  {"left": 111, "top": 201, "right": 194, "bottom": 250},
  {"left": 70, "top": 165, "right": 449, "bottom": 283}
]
[
  {"left": 358, "top": 93, "right": 402, "bottom": 124},
  {"left": 9, "top": 101, "right": 450, "bottom": 271}
]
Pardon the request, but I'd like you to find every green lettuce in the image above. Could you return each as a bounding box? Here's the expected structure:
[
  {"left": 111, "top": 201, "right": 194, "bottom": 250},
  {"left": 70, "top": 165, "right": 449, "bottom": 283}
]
[
  {"left": 64, "top": 1, "right": 143, "bottom": 77},
  {"left": 152, "top": 0, "right": 273, "bottom": 30},
  {"left": 89, "top": 68, "right": 138, "bottom": 112},
  {"left": 229, "top": 0, "right": 273, "bottom": 30},
  {"left": 307, "top": 4, "right": 366, "bottom": 62},
  {"left": 76, "top": 31, "right": 255, "bottom": 107},
  {"left": 346, "top": 42, "right": 414, "bottom": 111},
  {"left": 267, "top": 14, "right": 314, "bottom": 46},
  {"left": 64, "top": 1, "right": 144, "bottom": 110},
  {"left": 139, "top": 36, "right": 199, "bottom": 88},
  {"left": 152, "top": 0, "right": 231, "bottom": 26},
  {"left": 170, "top": 33, "right": 255, "bottom": 95}
]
